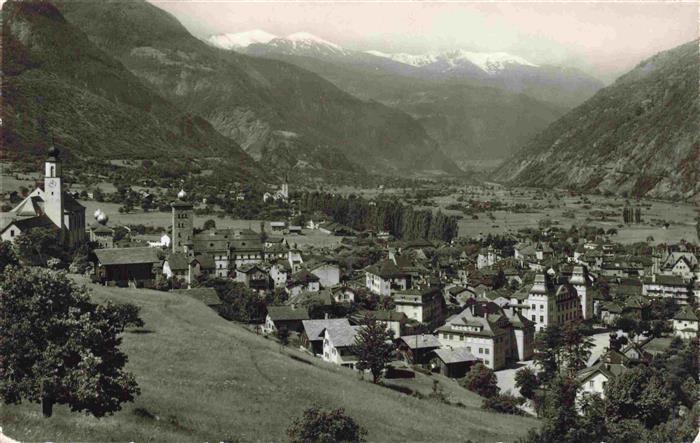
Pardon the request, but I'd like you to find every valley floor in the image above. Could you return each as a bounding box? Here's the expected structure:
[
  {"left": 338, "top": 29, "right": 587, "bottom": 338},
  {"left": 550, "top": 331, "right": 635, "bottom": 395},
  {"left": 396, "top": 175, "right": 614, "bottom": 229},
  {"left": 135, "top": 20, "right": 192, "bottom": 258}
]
[{"left": 1, "top": 279, "right": 538, "bottom": 442}]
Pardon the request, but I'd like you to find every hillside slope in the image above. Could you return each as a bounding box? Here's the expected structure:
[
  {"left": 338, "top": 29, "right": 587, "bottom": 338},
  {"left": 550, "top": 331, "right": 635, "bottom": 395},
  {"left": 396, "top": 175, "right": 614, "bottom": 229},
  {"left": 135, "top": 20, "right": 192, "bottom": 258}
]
[
  {"left": 2, "top": 282, "right": 538, "bottom": 442},
  {"left": 54, "top": 0, "right": 460, "bottom": 176},
  {"left": 1, "top": 1, "right": 264, "bottom": 183},
  {"left": 494, "top": 40, "right": 700, "bottom": 200}
]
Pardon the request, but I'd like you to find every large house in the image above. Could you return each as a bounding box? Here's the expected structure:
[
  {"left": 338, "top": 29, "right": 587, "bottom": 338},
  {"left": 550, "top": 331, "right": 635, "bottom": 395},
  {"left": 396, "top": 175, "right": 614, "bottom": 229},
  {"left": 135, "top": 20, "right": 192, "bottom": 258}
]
[
  {"left": 642, "top": 274, "right": 691, "bottom": 304},
  {"left": 365, "top": 259, "right": 409, "bottom": 296},
  {"left": 94, "top": 247, "right": 161, "bottom": 286},
  {"left": 306, "top": 260, "right": 341, "bottom": 288},
  {"left": 322, "top": 322, "right": 362, "bottom": 369},
  {"left": 163, "top": 252, "right": 200, "bottom": 286},
  {"left": 672, "top": 306, "right": 698, "bottom": 340},
  {"left": 302, "top": 317, "right": 353, "bottom": 355},
  {"left": 436, "top": 301, "right": 534, "bottom": 370},
  {"left": 393, "top": 287, "right": 446, "bottom": 329},
  {"left": 522, "top": 273, "right": 582, "bottom": 331},
  {"left": 660, "top": 252, "right": 698, "bottom": 280},
  {"left": 263, "top": 305, "right": 310, "bottom": 334},
  {"left": 576, "top": 349, "right": 632, "bottom": 400},
  {"left": 1, "top": 146, "right": 85, "bottom": 248}
]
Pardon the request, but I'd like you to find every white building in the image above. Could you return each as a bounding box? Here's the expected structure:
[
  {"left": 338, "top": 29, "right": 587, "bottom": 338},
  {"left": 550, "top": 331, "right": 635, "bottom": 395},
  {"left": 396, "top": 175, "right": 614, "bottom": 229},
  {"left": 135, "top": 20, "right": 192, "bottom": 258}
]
[
  {"left": 322, "top": 323, "right": 362, "bottom": 369},
  {"left": 523, "top": 273, "right": 582, "bottom": 332},
  {"left": 672, "top": 306, "right": 698, "bottom": 340},
  {"left": 1, "top": 146, "right": 86, "bottom": 247},
  {"left": 364, "top": 259, "right": 408, "bottom": 296}
]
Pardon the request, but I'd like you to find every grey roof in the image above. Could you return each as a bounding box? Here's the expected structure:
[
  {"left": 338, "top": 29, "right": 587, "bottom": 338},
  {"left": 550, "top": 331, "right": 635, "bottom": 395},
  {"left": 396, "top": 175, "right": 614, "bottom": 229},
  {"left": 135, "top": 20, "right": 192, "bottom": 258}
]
[
  {"left": 0, "top": 213, "right": 56, "bottom": 234},
  {"left": 95, "top": 247, "right": 160, "bottom": 266},
  {"left": 267, "top": 305, "right": 310, "bottom": 322},
  {"left": 166, "top": 253, "right": 192, "bottom": 271},
  {"left": 290, "top": 270, "right": 320, "bottom": 284},
  {"left": 644, "top": 274, "right": 686, "bottom": 286},
  {"left": 433, "top": 347, "right": 478, "bottom": 364},
  {"left": 355, "top": 309, "right": 407, "bottom": 322},
  {"left": 302, "top": 318, "right": 351, "bottom": 341},
  {"left": 325, "top": 323, "right": 362, "bottom": 347},
  {"left": 287, "top": 289, "right": 335, "bottom": 307},
  {"left": 365, "top": 259, "right": 406, "bottom": 279},
  {"left": 674, "top": 306, "right": 699, "bottom": 322},
  {"left": 399, "top": 334, "right": 441, "bottom": 350}
]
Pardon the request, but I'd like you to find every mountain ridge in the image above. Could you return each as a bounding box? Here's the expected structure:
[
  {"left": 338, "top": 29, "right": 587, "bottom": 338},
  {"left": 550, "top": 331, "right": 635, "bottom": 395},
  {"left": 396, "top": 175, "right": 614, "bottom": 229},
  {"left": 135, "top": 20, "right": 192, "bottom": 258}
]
[
  {"left": 54, "top": 1, "right": 460, "bottom": 176},
  {"left": 1, "top": 0, "right": 266, "bottom": 184},
  {"left": 493, "top": 39, "right": 700, "bottom": 200}
]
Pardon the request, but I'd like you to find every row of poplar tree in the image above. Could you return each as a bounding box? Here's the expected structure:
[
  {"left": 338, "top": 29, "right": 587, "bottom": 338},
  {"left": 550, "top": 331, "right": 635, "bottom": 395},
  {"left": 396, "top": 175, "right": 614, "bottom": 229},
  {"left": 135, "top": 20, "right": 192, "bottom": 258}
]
[
  {"left": 297, "top": 192, "right": 459, "bottom": 242},
  {"left": 622, "top": 206, "right": 642, "bottom": 224}
]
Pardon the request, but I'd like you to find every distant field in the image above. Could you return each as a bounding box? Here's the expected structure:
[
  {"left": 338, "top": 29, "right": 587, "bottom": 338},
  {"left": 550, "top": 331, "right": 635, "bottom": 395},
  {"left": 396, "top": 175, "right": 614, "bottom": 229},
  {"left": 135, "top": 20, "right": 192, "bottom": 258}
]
[
  {"left": 439, "top": 187, "right": 698, "bottom": 244},
  {"left": 2, "top": 165, "right": 696, "bottom": 245},
  {"left": 1, "top": 281, "right": 539, "bottom": 442}
]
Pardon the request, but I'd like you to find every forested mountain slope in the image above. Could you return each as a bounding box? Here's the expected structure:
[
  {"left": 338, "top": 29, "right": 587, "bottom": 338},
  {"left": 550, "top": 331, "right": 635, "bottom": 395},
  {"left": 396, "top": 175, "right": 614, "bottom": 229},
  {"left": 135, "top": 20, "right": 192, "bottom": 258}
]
[
  {"left": 1, "top": 1, "right": 264, "bottom": 183},
  {"left": 494, "top": 40, "right": 699, "bottom": 200},
  {"left": 54, "top": 0, "right": 460, "bottom": 176}
]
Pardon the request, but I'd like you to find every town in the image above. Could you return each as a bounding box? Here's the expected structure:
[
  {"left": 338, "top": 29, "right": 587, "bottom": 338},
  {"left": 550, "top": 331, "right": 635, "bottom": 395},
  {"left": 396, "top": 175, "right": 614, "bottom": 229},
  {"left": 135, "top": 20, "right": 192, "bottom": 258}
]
[
  {"left": 1, "top": 1, "right": 698, "bottom": 441},
  {"left": 1, "top": 146, "right": 698, "bottom": 441}
]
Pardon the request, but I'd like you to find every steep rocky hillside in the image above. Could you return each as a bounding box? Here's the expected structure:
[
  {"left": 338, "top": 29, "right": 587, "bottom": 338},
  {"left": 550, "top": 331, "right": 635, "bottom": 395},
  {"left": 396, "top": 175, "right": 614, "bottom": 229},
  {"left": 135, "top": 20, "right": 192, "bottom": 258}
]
[
  {"left": 1, "top": 1, "right": 264, "bottom": 183},
  {"left": 54, "top": 0, "right": 460, "bottom": 176},
  {"left": 494, "top": 40, "right": 699, "bottom": 200}
]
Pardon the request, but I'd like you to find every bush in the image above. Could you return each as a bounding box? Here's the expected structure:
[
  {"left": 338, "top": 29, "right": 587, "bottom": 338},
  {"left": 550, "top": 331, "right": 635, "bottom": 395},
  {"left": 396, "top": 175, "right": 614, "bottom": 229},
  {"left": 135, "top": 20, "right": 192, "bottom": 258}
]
[
  {"left": 460, "top": 363, "right": 500, "bottom": 398},
  {"left": 515, "top": 367, "right": 538, "bottom": 399},
  {"left": 482, "top": 393, "right": 525, "bottom": 415},
  {"left": 287, "top": 406, "right": 366, "bottom": 443}
]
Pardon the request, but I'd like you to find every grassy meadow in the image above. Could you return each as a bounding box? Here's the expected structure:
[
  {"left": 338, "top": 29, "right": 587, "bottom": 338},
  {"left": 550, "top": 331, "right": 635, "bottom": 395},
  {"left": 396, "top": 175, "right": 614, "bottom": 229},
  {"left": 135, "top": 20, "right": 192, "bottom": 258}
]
[{"left": 1, "top": 281, "right": 539, "bottom": 442}]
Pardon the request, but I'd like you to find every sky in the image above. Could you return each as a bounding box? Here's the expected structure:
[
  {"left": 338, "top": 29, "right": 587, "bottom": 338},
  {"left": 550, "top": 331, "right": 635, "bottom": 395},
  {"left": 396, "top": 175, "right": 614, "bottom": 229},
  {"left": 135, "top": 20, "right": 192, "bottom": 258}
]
[{"left": 151, "top": 1, "right": 698, "bottom": 83}]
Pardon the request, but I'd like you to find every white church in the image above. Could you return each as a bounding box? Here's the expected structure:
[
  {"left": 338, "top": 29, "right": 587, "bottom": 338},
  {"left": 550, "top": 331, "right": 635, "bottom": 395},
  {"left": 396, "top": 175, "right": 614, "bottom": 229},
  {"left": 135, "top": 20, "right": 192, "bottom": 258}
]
[{"left": 0, "top": 146, "right": 86, "bottom": 247}]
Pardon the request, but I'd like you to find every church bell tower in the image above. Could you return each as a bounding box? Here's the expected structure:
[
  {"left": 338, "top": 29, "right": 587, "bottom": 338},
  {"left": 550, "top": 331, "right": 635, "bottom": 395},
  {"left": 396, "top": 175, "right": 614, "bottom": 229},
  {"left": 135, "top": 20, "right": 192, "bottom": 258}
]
[
  {"left": 171, "top": 189, "right": 194, "bottom": 253},
  {"left": 44, "top": 145, "right": 64, "bottom": 231}
]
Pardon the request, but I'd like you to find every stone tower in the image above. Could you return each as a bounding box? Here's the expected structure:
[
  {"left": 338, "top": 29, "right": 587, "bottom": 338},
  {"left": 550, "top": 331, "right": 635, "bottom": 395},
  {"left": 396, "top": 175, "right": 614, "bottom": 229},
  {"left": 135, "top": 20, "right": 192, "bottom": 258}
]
[
  {"left": 570, "top": 266, "right": 592, "bottom": 319},
  {"left": 171, "top": 189, "right": 194, "bottom": 253},
  {"left": 44, "top": 145, "right": 63, "bottom": 232}
]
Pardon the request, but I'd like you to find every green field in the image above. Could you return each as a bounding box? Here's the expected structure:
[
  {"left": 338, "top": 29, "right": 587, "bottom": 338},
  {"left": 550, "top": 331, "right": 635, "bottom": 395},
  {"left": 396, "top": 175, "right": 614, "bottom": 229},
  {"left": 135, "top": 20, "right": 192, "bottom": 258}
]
[
  {"left": 1, "top": 281, "right": 538, "bottom": 442},
  {"left": 440, "top": 186, "right": 698, "bottom": 244}
]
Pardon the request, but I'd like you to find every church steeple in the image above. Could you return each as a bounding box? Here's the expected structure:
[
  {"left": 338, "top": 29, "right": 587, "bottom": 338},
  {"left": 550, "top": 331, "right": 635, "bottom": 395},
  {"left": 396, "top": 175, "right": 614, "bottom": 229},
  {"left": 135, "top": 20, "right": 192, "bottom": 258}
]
[{"left": 44, "top": 143, "right": 64, "bottom": 230}]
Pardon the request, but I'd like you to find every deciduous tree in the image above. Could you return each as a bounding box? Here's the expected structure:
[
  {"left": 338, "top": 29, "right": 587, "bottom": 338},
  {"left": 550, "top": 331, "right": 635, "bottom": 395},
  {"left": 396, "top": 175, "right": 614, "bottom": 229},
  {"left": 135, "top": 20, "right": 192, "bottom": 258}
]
[
  {"left": 353, "top": 316, "right": 395, "bottom": 384},
  {"left": 0, "top": 267, "right": 141, "bottom": 417}
]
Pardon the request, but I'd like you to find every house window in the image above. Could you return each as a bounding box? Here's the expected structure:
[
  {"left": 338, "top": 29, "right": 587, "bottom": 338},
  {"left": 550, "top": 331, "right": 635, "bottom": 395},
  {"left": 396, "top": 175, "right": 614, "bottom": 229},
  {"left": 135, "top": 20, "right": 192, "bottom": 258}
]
[
  {"left": 540, "top": 316, "right": 544, "bottom": 322},
  {"left": 478, "top": 348, "right": 483, "bottom": 354},
  {"left": 10, "top": 229, "right": 14, "bottom": 237},
  {"left": 589, "top": 381, "right": 594, "bottom": 388},
  {"left": 485, "top": 348, "right": 490, "bottom": 355}
]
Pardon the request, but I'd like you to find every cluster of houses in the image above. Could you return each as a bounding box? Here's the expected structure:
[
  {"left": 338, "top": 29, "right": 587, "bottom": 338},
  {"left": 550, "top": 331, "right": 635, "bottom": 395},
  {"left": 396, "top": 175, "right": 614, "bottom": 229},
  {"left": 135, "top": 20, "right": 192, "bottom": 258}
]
[
  {"left": 260, "top": 232, "right": 698, "bottom": 380},
  {"left": 3, "top": 149, "right": 698, "bottom": 387}
]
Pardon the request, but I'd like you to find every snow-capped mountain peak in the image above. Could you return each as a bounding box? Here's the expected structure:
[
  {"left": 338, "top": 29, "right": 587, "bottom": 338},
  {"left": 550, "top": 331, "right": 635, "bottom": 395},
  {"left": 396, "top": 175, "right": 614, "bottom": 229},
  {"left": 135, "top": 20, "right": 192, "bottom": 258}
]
[
  {"left": 207, "top": 30, "right": 277, "bottom": 50},
  {"left": 365, "top": 50, "right": 437, "bottom": 67},
  {"left": 208, "top": 30, "right": 347, "bottom": 56},
  {"left": 365, "top": 48, "right": 538, "bottom": 74},
  {"left": 448, "top": 50, "right": 538, "bottom": 73},
  {"left": 285, "top": 32, "right": 342, "bottom": 50}
]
